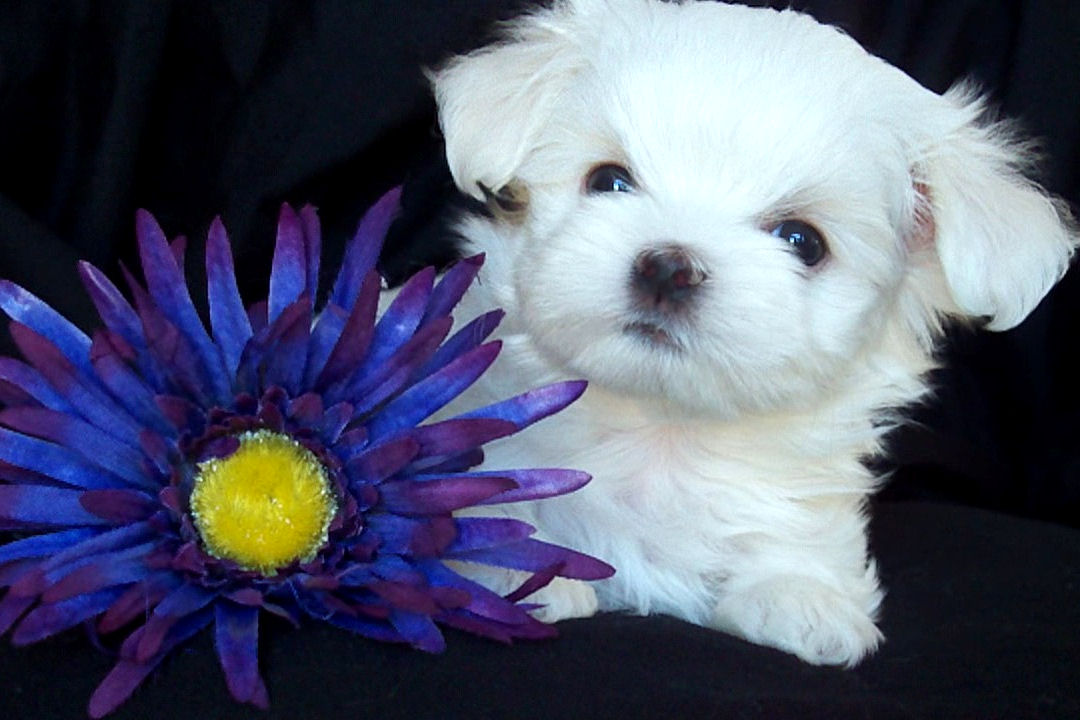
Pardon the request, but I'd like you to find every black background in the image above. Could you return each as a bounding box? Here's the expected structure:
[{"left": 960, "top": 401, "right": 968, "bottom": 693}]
[{"left": 2, "top": 2, "right": 1079, "bottom": 718}]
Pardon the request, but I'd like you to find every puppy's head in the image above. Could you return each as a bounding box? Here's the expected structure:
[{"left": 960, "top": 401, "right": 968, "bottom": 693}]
[{"left": 433, "top": 0, "right": 1076, "bottom": 417}]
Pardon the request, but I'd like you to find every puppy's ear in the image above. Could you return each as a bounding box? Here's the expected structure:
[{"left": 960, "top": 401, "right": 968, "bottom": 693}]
[
  {"left": 916, "top": 85, "right": 1077, "bottom": 331},
  {"left": 431, "top": 3, "right": 582, "bottom": 204}
]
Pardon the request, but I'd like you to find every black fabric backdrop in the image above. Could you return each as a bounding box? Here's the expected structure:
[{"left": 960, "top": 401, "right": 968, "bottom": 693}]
[{"left": 2, "top": 2, "right": 1079, "bottom": 718}]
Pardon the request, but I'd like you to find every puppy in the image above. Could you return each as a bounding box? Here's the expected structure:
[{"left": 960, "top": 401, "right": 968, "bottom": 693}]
[{"left": 423, "top": 0, "right": 1078, "bottom": 666}]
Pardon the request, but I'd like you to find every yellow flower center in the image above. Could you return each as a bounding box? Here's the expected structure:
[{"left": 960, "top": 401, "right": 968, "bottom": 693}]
[{"left": 190, "top": 430, "right": 337, "bottom": 575}]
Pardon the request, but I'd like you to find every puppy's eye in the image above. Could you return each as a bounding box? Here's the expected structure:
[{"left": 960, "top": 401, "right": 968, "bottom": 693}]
[
  {"left": 586, "top": 164, "right": 635, "bottom": 194},
  {"left": 771, "top": 220, "right": 827, "bottom": 267}
]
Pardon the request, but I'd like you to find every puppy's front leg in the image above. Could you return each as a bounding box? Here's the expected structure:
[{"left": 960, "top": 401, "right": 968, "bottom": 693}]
[{"left": 713, "top": 553, "right": 883, "bottom": 666}]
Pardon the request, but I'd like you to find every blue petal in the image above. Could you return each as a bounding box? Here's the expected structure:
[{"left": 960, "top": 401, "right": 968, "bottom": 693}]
[
  {"left": 0, "top": 430, "right": 126, "bottom": 489},
  {"left": 329, "top": 186, "right": 400, "bottom": 310},
  {"left": 11, "top": 586, "right": 126, "bottom": 645},
  {"left": 389, "top": 610, "right": 446, "bottom": 653},
  {"left": 135, "top": 210, "right": 231, "bottom": 403},
  {"left": 88, "top": 608, "right": 213, "bottom": 719},
  {"left": 0, "top": 528, "right": 98, "bottom": 564},
  {"left": 312, "top": 273, "right": 380, "bottom": 389},
  {"left": 378, "top": 474, "right": 517, "bottom": 515},
  {"left": 345, "top": 436, "right": 420, "bottom": 485},
  {"left": 446, "top": 517, "right": 537, "bottom": 553},
  {"left": 423, "top": 254, "right": 484, "bottom": 323},
  {"left": 0, "top": 406, "right": 154, "bottom": 489},
  {"left": 261, "top": 298, "right": 312, "bottom": 396},
  {"left": 205, "top": 216, "right": 253, "bottom": 378},
  {"left": 0, "top": 357, "right": 74, "bottom": 413},
  {"left": 215, "top": 602, "right": 270, "bottom": 708},
  {"left": 78, "top": 263, "right": 160, "bottom": 388},
  {"left": 10, "top": 322, "right": 146, "bottom": 449},
  {"left": 458, "top": 380, "right": 588, "bottom": 431},
  {"left": 366, "top": 341, "right": 501, "bottom": 441},
  {"left": 356, "top": 266, "right": 435, "bottom": 375},
  {"left": 89, "top": 334, "right": 175, "bottom": 437},
  {"left": 269, "top": 204, "right": 308, "bottom": 326},
  {"left": 419, "top": 310, "right": 504, "bottom": 379},
  {"left": 447, "top": 538, "right": 615, "bottom": 580},
  {"left": 0, "top": 279, "right": 92, "bottom": 374}
]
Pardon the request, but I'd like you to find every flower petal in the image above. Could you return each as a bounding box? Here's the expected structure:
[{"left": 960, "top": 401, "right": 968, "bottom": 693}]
[
  {"left": 79, "top": 490, "right": 157, "bottom": 524},
  {"left": 268, "top": 204, "right": 308, "bottom": 326},
  {"left": 366, "top": 341, "right": 501, "bottom": 441},
  {"left": 459, "top": 379, "right": 588, "bottom": 430},
  {"left": 346, "top": 436, "right": 420, "bottom": 485},
  {"left": 134, "top": 583, "right": 217, "bottom": 662},
  {"left": 312, "top": 272, "right": 380, "bottom": 389},
  {"left": 9, "top": 322, "right": 145, "bottom": 448},
  {"left": 448, "top": 538, "right": 615, "bottom": 580},
  {"left": 446, "top": 517, "right": 537, "bottom": 553},
  {"left": 0, "top": 426, "right": 130, "bottom": 490},
  {"left": 98, "top": 574, "right": 183, "bottom": 634},
  {"left": 471, "top": 468, "right": 592, "bottom": 506},
  {"left": 423, "top": 254, "right": 484, "bottom": 322},
  {"left": 135, "top": 209, "right": 230, "bottom": 403},
  {"left": 0, "top": 486, "right": 115, "bottom": 527},
  {"left": 357, "top": 266, "right": 435, "bottom": 375},
  {"left": 0, "top": 528, "right": 98, "bottom": 565},
  {"left": 418, "top": 309, "right": 504, "bottom": 380},
  {"left": 389, "top": 610, "right": 445, "bottom": 653},
  {"left": 0, "top": 407, "right": 154, "bottom": 488},
  {"left": 205, "top": 216, "right": 253, "bottom": 377},
  {"left": 215, "top": 602, "right": 270, "bottom": 708},
  {"left": 0, "top": 357, "right": 74, "bottom": 412},
  {"left": 11, "top": 586, "right": 126, "bottom": 645},
  {"left": 0, "top": 279, "right": 92, "bottom": 374},
  {"left": 88, "top": 608, "right": 213, "bottom": 719},
  {"left": 378, "top": 474, "right": 517, "bottom": 516},
  {"left": 329, "top": 186, "right": 400, "bottom": 310},
  {"left": 410, "top": 418, "right": 518, "bottom": 463}
]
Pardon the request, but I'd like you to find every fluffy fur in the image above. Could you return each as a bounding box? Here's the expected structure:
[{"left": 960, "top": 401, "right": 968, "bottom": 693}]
[{"left": 424, "top": 0, "right": 1078, "bottom": 666}]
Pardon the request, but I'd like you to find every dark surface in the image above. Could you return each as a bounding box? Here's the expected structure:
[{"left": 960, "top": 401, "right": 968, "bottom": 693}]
[
  {"left": 2, "top": 502, "right": 1078, "bottom": 719},
  {"left": 2, "top": 1, "right": 1079, "bottom": 718}
]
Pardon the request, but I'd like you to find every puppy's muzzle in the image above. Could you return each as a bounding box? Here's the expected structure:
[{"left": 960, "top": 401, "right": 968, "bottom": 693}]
[{"left": 631, "top": 246, "right": 706, "bottom": 313}]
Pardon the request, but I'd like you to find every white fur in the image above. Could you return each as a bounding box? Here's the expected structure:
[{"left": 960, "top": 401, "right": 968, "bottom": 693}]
[{"left": 426, "top": 0, "right": 1077, "bottom": 666}]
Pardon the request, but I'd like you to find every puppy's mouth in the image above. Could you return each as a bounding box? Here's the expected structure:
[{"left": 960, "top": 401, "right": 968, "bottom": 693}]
[{"left": 623, "top": 320, "right": 683, "bottom": 351}]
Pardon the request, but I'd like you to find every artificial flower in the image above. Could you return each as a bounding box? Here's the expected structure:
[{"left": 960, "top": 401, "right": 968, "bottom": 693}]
[{"left": 0, "top": 188, "right": 612, "bottom": 717}]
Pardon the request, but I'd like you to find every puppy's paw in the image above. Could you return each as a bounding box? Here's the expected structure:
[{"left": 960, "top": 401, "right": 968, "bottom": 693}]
[
  {"left": 715, "top": 576, "right": 883, "bottom": 667},
  {"left": 526, "top": 577, "right": 600, "bottom": 623}
]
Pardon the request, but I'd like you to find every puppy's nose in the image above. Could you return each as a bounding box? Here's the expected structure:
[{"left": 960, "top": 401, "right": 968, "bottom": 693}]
[{"left": 631, "top": 246, "right": 705, "bottom": 309}]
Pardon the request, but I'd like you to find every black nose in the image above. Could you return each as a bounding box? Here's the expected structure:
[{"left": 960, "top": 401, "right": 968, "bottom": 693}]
[{"left": 631, "top": 247, "right": 705, "bottom": 309}]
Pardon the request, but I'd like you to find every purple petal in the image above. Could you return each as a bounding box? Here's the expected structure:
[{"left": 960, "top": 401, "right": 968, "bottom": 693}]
[
  {"left": 98, "top": 574, "right": 183, "bottom": 633},
  {"left": 9, "top": 322, "right": 145, "bottom": 448},
  {"left": 345, "top": 436, "right": 420, "bottom": 485},
  {"left": 446, "top": 517, "right": 537, "bottom": 553},
  {"left": 268, "top": 204, "right": 308, "bottom": 326},
  {"left": 0, "top": 358, "right": 73, "bottom": 411},
  {"left": 366, "top": 341, "right": 501, "bottom": 441},
  {"left": 313, "top": 272, "right": 380, "bottom": 389},
  {"left": 320, "top": 402, "right": 356, "bottom": 446},
  {"left": 0, "top": 592, "right": 36, "bottom": 636},
  {"left": 0, "top": 406, "right": 153, "bottom": 488},
  {"left": 215, "top": 602, "right": 270, "bottom": 708},
  {"left": 378, "top": 474, "right": 517, "bottom": 515},
  {"left": 504, "top": 563, "right": 563, "bottom": 603},
  {"left": 35, "top": 522, "right": 157, "bottom": 578},
  {"left": 287, "top": 392, "right": 324, "bottom": 426},
  {"left": 410, "top": 418, "right": 518, "bottom": 462},
  {"left": 135, "top": 210, "right": 230, "bottom": 403},
  {"left": 357, "top": 266, "right": 435, "bottom": 374},
  {"left": 420, "top": 309, "right": 505, "bottom": 380},
  {"left": 11, "top": 586, "right": 126, "bottom": 645},
  {"left": 134, "top": 584, "right": 217, "bottom": 662},
  {"left": 472, "top": 468, "right": 592, "bottom": 505},
  {"left": 78, "top": 263, "right": 148, "bottom": 361},
  {"left": 300, "top": 206, "right": 321, "bottom": 305},
  {"left": 459, "top": 379, "right": 588, "bottom": 430},
  {"left": 79, "top": 490, "right": 157, "bottom": 524},
  {"left": 41, "top": 542, "right": 158, "bottom": 603},
  {"left": 0, "top": 426, "right": 129, "bottom": 490},
  {"left": 0, "top": 485, "right": 115, "bottom": 527},
  {"left": 419, "top": 559, "right": 536, "bottom": 626},
  {"left": 338, "top": 316, "right": 452, "bottom": 416},
  {"left": 261, "top": 298, "right": 312, "bottom": 395},
  {"left": 389, "top": 610, "right": 446, "bottom": 653},
  {"left": 323, "top": 612, "right": 402, "bottom": 644},
  {"left": 0, "top": 279, "right": 92, "bottom": 374},
  {"left": 330, "top": 186, "right": 401, "bottom": 310},
  {"left": 0, "top": 528, "right": 98, "bottom": 565},
  {"left": 365, "top": 514, "right": 457, "bottom": 557},
  {"left": 423, "top": 254, "right": 484, "bottom": 322},
  {"left": 205, "top": 216, "right": 253, "bottom": 377},
  {"left": 88, "top": 608, "right": 213, "bottom": 719},
  {"left": 90, "top": 333, "right": 175, "bottom": 437},
  {"left": 448, "top": 538, "right": 615, "bottom": 580}
]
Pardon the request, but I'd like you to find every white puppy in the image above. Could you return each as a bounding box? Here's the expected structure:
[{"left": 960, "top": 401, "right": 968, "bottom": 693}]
[{"left": 424, "top": 0, "right": 1077, "bottom": 666}]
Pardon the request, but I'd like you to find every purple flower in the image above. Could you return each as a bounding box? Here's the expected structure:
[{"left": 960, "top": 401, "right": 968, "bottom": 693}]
[{"left": 0, "top": 188, "right": 613, "bottom": 717}]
